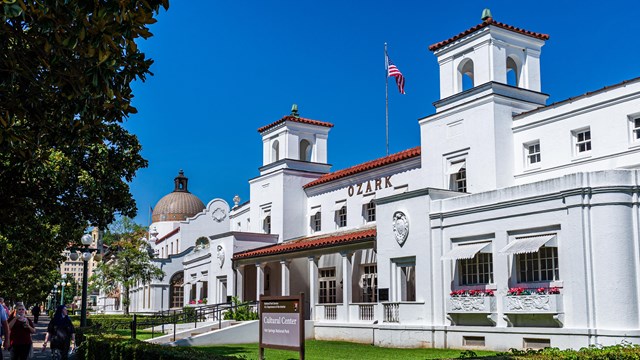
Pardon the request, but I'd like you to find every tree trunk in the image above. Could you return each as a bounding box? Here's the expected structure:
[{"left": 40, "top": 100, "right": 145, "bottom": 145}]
[{"left": 123, "top": 285, "right": 130, "bottom": 316}]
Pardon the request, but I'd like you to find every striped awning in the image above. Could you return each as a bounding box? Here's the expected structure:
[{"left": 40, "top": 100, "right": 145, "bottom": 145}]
[
  {"left": 442, "top": 242, "right": 492, "bottom": 260},
  {"left": 499, "top": 234, "right": 557, "bottom": 255}
]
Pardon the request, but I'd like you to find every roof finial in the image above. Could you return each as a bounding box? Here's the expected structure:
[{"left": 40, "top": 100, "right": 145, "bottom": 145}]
[
  {"left": 481, "top": 8, "right": 492, "bottom": 21},
  {"left": 290, "top": 103, "right": 299, "bottom": 117}
]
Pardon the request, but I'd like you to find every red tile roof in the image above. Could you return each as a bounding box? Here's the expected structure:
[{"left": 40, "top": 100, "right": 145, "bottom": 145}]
[
  {"left": 233, "top": 227, "right": 376, "bottom": 260},
  {"left": 257, "top": 115, "right": 334, "bottom": 133},
  {"left": 303, "top": 146, "right": 421, "bottom": 189},
  {"left": 155, "top": 227, "right": 180, "bottom": 244},
  {"left": 429, "top": 18, "right": 549, "bottom": 52}
]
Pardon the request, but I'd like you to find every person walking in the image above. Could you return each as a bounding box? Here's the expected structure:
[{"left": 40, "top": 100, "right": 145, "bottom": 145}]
[
  {"left": 7, "top": 303, "right": 35, "bottom": 360},
  {"left": 42, "top": 305, "right": 75, "bottom": 360},
  {"left": 31, "top": 305, "right": 40, "bottom": 324}
]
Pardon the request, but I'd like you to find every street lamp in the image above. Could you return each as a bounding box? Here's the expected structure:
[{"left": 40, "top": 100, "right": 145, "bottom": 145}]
[
  {"left": 68, "top": 233, "right": 102, "bottom": 327},
  {"left": 58, "top": 273, "right": 70, "bottom": 306}
]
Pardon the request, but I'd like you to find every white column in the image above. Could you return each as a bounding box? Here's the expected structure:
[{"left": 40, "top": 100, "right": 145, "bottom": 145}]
[
  {"left": 280, "top": 260, "right": 290, "bottom": 296},
  {"left": 341, "top": 252, "right": 353, "bottom": 321},
  {"left": 256, "top": 263, "right": 264, "bottom": 301},
  {"left": 234, "top": 265, "right": 244, "bottom": 301},
  {"left": 308, "top": 256, "right": 319, "bottom": 320}
]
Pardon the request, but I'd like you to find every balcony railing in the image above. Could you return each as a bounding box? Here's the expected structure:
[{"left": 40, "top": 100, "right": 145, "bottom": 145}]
[
  {"left": 447, "top": 296, "right": 496, "bottom": 313},
  {"left": 383, "top": 303, "right": 399, "bottom": 323},
  {"left": 324, "top": 305, "right": 337, "bottom": 320},
  {"left": 359, "top": 304, "right": 375, "bottom": 321}
]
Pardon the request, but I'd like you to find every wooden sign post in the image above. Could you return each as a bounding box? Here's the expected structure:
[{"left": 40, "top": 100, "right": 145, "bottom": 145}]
[{"left": 259, "top": 293, "right": 305, "bottom": 360}]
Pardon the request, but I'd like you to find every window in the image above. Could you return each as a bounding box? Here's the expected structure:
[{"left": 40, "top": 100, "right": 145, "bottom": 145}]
[
  {"left": 263, "top": 215, "right": 271, "bottom": 234},
  {"left": 169, "top": 272, "right": 184, "bottom": 308},
  {"left": 299, "top": 139, "right": 312, "bottom": 161},
  {"left": 363, "top": 200, "right": 376, "bottom": 223},
  {"left": 336, "top": 206, "right": 347, "bottom": 228},
  {"left": 319, "top": 268, "right": 337, "bottom": 303},
  {"left": 310, "top": 211, "right": 321, "bottom": 232},
  {"left": 400, "top": 265, "right": 416, "bottom": 301},
  {"left": 460, "top": 253, "right": 493, "bottom": 285},
  {"left": 200, "top": 281, "right": 208, "bottom": 300},
  {"left": 272, "top": 140, "right": 280, "bottom": 162},
  {"left": 517, "top": 246, "right": 559, "bottom": 283},
  {"left": 631, "top": 116, "right": 640, "bottom": 142},
  {"left": 526, "top": 141, "right": 541, "bottom": 166},
  {"left": 574, "top": 128, "right": 591, "bottom": 154},
  {"left": 448, "top": 160, "right": 467, "bottom": 193},
  {"left": 190, "top": 284, "right": 197, "bottom": 302},
  {"left": 360, "top": 265, "right": 377, "bottom": 302}
]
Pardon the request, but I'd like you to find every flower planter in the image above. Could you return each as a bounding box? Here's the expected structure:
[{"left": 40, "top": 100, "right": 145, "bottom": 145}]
[
  {"left": 503, "top": 294, "right": 563, "bottom": 313},
  {"left": 447, "top": 296, "right": 496, "bottom": 313}
]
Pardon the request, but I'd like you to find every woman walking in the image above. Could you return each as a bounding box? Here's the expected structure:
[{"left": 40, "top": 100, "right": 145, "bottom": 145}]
[
  {"left": 42, "top": 305, "right": 75, "bottom": 360},
  {"left": 7, "top": 303, "right": 35, "bottom": 360}
]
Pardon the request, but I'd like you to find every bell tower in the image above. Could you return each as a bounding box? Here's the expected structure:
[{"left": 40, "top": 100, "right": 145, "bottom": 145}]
[{"left": 429, "top": 9, "right": 549, "bottom": 100}]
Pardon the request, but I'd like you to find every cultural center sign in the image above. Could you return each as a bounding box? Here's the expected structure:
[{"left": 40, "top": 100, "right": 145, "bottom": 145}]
[{"left": 259, "top": 293, "right": 305, "bottom": 359}]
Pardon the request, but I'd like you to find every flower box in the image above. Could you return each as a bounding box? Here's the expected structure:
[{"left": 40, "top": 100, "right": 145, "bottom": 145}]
[
  {"left": 503, "top": 294, "right": 563, "bottom": 314},
  {"left": 447, "top": 296, "right": 496, "bottom": 313}
]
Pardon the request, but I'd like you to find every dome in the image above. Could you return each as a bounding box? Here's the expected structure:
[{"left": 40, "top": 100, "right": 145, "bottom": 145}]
[{"left": 152, "top": 170, "right": 206, "bottom": 222}]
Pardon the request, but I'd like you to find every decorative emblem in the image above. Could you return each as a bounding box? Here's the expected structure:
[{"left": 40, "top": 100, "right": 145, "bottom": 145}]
[
  {"left": 216, "top": 245, "right": 225, "bottom": 268},
  {"left": 392, "top": 211, "right": 409, "bottom": 247},
  {"left": 212, "top": 207, "right": 226, "bottom": 222}
]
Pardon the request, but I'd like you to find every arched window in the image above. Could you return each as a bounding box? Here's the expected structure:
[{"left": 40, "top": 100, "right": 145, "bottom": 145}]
[
  {"left": 458, "top": 59, "right": 474, "bottom": 92},
  {"left": 169, "top": 272, "right": 184, "bottom": 309},
  {"left": 506, "top": 56, "right": 520, "bottom": 87},
  {"left": 299, "top": 139, "right": 312, "bottom": 161},
  {"left": 272, "top": 140, "right": 280, "bottom": 162}
]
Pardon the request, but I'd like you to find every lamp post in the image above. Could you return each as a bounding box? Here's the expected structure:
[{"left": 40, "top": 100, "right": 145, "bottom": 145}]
[
  {"left": 58, "top": 273, "right": 70, "bottom": 306},
  {"left": 68, "top": 233, "right": 102, "bottom": 327}
]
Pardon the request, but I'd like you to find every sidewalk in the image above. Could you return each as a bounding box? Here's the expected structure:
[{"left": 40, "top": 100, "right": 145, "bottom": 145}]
[{"left": 31, "top": 314, "right": 51, "bottom": 359}]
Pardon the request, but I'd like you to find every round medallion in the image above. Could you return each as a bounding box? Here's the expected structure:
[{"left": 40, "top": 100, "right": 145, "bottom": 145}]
[{"left": 392, "top": 211, "right": 409, "bottom": 247}]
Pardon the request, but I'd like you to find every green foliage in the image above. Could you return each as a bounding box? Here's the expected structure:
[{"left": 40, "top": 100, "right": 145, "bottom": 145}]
[
  {"left": 77, "top": 334, "right": 240, "bottom": 360},
  {"left": 223, "top": 297, "right": 258, "bottom": 321},
  {"left": 69, "top": 314, "right": 152, "bottom": 330},
  {"left": 0, "top": 0, "right": 168, "bottom": 303},
  {"left": 90, "top": 219, "right": 164, "bottom": 315},
  {"left": 493, "top": 342, "right": 640, "bottom": 359},
  {"left": 458, "top": 350, "right": 478, "bottom": 359}
]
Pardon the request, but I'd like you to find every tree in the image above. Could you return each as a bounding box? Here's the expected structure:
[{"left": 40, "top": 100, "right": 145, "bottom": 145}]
[
  {"left": 0, "top": 0, "right": 168, "bottom": 301},
  {"left": 90, "top": 217, "right": 163, "bottom": 315}
]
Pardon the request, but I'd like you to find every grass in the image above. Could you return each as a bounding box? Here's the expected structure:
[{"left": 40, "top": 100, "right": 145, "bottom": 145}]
[
  {"left": 104, "top": 329, "right": 161, "bottom": 341},
  {"left": 197, "top": 340, "right": 497, "bottom": 360}
]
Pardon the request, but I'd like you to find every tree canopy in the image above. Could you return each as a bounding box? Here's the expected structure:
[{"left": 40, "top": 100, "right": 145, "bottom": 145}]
[
  {"left": 0, "top": 0, "right": 168, "bottom": 302},
  {"left": 90, "top": 217, "right": 164, "bottom": 315}
]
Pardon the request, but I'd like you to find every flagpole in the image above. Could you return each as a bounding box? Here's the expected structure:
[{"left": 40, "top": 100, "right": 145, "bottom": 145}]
[{"left": 384, "top": 42, "right": 389, "bottom": 156}]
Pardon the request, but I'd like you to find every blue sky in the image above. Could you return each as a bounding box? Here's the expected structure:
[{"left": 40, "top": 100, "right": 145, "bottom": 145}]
[{"left": 126, "top": 1, "right": 640, "bottom": 226}]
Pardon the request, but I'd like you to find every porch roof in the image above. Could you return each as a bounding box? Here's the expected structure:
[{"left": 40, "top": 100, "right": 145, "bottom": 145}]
[{"left": 232, "top": 226, "right": 376, "bottom": 261}]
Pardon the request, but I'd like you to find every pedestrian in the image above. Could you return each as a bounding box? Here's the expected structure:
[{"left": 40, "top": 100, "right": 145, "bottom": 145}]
[
  {"left": 42, "top": 305, "right": 75, "bottom": 360},
  {"left": 7, "top": 303, "right": 35, "bottom": 360},
  {"left": 30, "top": 305, "right": 40, "bottom": 324},
  {"left": 0, "top": 297, "right": 9, "bottom": 351}
]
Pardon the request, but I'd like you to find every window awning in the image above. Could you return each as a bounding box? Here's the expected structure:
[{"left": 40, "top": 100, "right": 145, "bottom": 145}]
[
  {"left": 334, "top": 202, "right": 346, "bottom": 210},
  {"left": 499, "top": 234, "right": 557, "bottom": 255},
  {"left": 449, "top": 161, "right": 466, "bottom": 174},
  {"left": 362, "top": 196, "right": 375, "bottom": 204},
  {"left": 442, "top": 242, "right": 492, "bottom": 260}
]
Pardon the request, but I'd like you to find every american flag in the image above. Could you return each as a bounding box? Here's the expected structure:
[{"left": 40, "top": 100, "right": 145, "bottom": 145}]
[{"left": 386, "top": 55, "right": 405, "bottom": 94}]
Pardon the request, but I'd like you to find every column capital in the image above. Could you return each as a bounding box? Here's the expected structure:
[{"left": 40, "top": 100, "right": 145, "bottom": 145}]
[
  {"left": 280, "top": 259, "right": 291, "bottom": 266},
  {"left": 307, "top": 255, "right": 319, "bottom": 262},
  {"left": 339, "top": 251, "right": 353, "bottom": 258}
]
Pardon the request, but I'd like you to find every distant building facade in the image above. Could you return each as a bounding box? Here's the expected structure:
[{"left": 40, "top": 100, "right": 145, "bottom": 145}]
[{"left": 118, "top": 14, "right": 640, "bottom": 350}]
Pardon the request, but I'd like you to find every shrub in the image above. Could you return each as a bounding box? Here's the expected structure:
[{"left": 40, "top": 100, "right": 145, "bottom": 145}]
[
  {"left": 68, "top": 314, "right": 152, "bottom": 330},
  {"left": 223, "top": 297, "right": 258, "bottom": 321},
  {"left": 493, "top": 342, "right": 640, "bottom": 359},
  {"left": 76, "top": 334, "right": 241, "bottom": 360}
]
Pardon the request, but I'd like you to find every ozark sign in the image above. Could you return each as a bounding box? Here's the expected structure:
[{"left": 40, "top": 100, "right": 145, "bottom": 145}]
[
  {"left": 347, "top": 176, "right": 393, "bottom": 197},
  {"left": 259, "top": 293, "right": 305, "bottom": 360}
]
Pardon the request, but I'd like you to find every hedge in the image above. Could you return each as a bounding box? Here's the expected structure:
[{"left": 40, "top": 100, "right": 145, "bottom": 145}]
[
  {"left": 76, "top": 335, "right": 240, "bottom": 360},
  {"left": 461, "top": 342, "right": 640, "bottom": 359},
  {"left": 68, "top": 314, "right": 153, "bottom": 330}
]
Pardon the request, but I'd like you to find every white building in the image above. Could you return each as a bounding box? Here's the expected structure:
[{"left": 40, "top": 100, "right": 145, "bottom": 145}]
[{"left": 128, "top": 12, "right": 640, "bottom": 350}]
